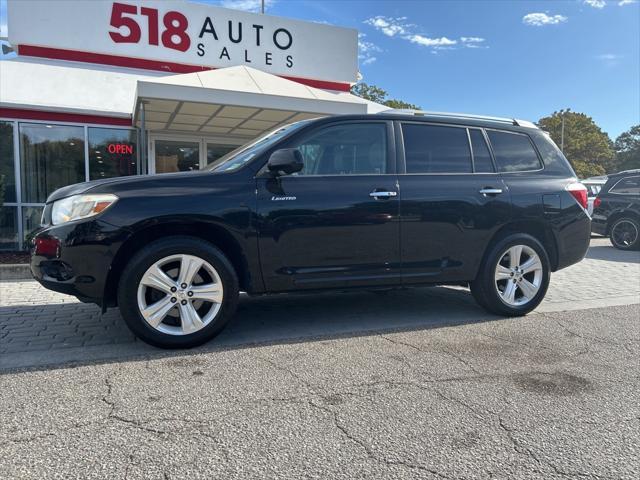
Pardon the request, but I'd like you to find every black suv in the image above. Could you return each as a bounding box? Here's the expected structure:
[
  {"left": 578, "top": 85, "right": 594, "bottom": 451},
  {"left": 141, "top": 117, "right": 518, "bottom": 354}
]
[
  {"left": 591, "top": 170, "right": 640, "bottom": 250},
  {"left": 31, "top": 113, "right": 591, "bottom": 348}
]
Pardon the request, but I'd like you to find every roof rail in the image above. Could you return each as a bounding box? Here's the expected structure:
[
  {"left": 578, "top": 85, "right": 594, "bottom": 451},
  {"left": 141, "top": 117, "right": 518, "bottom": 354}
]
[{"left": 379, "top": 109, "right": 539, "bottom": 129}]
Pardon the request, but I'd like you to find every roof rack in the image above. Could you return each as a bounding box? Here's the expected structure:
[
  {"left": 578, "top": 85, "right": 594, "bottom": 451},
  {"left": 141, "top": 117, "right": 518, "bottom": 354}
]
[{"left": 379, "top": 109, "right": 538, "bottom": 129}]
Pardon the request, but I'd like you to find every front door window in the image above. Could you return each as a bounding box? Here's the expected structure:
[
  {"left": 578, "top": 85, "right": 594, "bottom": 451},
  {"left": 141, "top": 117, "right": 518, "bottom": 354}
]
[{"left": 155, "top": 140, "right": 200, "bottom": 173}]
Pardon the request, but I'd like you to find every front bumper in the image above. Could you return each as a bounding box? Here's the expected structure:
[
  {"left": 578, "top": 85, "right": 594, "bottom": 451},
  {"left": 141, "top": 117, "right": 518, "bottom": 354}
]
[{"left": 30, "top": 219, "right": 128, "bottom": 305}]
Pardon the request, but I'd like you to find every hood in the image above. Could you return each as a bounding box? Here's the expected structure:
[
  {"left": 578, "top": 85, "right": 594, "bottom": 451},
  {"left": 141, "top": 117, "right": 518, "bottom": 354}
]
[{"left": 46, "top": 170, "right": 218, "bottom": 203}]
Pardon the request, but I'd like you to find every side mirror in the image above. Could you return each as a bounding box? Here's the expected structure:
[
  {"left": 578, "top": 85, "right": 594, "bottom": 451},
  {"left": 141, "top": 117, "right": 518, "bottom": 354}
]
[{"left": 267, "top": 149, "right": 303, "bottom": 175}]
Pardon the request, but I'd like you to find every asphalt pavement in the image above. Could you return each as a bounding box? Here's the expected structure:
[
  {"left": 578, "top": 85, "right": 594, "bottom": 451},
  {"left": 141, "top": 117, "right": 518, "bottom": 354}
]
[{"left": 1, "top": 304, "right": 639, "bottom": 479}]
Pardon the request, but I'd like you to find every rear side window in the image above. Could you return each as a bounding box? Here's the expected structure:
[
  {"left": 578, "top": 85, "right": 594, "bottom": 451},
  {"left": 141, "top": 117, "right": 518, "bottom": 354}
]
[
  {"left": 469, "top": 129, "right": 494, "bottom": 173},
  {"left": 529, "top": 130, "right": 575, "bottom": 176},
  {"left": 487, "top": 130, "right": 542, "bottom": 172},
  {"left": 610, "top": 176, "right": 640, "bottom": 195},
  {"left": 402, "top": 124, "right": 472, "bottom": 173}
]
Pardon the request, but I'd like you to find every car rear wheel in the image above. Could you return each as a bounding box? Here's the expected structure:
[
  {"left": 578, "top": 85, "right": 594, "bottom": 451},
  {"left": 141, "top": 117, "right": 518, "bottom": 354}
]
[
  {"left": 609, "top": 217, "right": 640, "bottom": 251},
  {"left": 117, "top": 236, "right": 239, "bottom": 349},
  {"left": 471, "top": 234, "right": 550, "bottom": 316}
]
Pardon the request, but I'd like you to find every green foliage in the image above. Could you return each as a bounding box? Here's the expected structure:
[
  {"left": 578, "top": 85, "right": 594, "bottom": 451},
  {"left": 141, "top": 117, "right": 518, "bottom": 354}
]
[
  {"left": 351, "top": 82, "right": 421, "bottom": 110},
  {"left": 537, "top": 110, "right": 615, "bottom": 178},
  {"left": 613, "top": 125, "right": 640, "bottom": 172}
]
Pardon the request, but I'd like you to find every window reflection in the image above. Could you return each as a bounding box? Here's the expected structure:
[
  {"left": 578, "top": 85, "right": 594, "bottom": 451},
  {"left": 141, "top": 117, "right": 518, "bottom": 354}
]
[
  {"left": 19, "top": 123, "right": 85, "bottom": 203},
  {"left": 0, "top": 206, "right": 18, "bottom": 250},
  {"left": 22, "top": 205, "right": 44, "bottom": 244},
  {"left": 89, "top": 128, "right": 138, "bottom": 180},
  {"left": 0, "top": 121, "right": 16, "bottom": 203}
]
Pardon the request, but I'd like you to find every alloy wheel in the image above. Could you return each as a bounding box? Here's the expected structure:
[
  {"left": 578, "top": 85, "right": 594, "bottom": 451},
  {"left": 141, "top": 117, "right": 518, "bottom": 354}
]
[
  {"left": 494, "top": 245, "right": 543, "bottom": 307},
  {"left": 611, "top": 219, "right": 638, "bottom": 248},
  {"left": 136, "top": 254, "right": 224, "bottom": 335}
]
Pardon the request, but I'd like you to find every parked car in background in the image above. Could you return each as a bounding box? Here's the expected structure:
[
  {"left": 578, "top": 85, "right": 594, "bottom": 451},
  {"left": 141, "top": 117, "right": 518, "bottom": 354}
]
[
  {"left": 581, "top": 175, "right": 608, "bottom": 216},
  {"left": 30, "top": 113, "right": 591, "bottom": 349},
  {"left": 592, "top": 170, "right": 640, "bottom": 250}
]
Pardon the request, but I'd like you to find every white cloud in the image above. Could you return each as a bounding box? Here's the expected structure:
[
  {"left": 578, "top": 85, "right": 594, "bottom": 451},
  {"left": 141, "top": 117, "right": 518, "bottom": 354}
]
[
  {"left": 364, "top": 16, "right": 411, "bottom": 37},
  {"left": 407, "top": 35, "right": 457, "bottom": 47},
  {"left": 584, "top": 0, "right": 606, "bottom": 7},
  {"left": 596, "top": 53, "right": 623, "bottom": 67},
  {"left": 522, "top": 13, "right": 568, "bottom": 26},
  {"left": 596, "top": 53, "right": 620, "bottom": 60},
  {"left": 218, "top": 0, "right": 276, "bottom": 13},
  {"left": 358, "top": 33, "right": 381, "bottom": 66},
  {"left": 461, "top": 37, "right": 485, "bottom": 43},
  {"left": 618, "top": 0, "right": 637, "bottom": 5},
  {"left": 460, "top": 37, "right": 487, "bottom": 48},
  {"left": 364, "top": 16, "right": 486, "bottom": 53}
]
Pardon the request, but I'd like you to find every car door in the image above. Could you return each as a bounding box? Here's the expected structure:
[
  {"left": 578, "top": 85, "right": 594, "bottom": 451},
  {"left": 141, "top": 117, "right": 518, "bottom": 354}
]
[
  {"left": 256, "top": 120, "right": 400, "bottom": 291},
  {"left": 396, "top": 121, "right": 512, "bottom": 283}
]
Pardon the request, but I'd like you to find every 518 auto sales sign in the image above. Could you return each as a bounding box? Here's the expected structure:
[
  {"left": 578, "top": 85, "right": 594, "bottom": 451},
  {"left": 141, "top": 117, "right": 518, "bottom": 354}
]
[{"left": 7, "top": 0, "right": 358, "bottom": 88}]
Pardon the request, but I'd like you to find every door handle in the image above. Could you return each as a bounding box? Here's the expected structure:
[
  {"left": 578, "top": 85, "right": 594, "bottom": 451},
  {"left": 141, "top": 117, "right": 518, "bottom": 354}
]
[
  {"left": 479, "top": 188, "right": 503, "bottom": 196},
  {"left": 370, "top": 190, "right": 398, "bottom": 199}
]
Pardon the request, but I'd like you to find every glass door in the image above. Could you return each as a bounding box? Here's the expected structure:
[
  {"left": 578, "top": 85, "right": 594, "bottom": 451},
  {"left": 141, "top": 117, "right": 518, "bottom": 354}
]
[
  {"left": 153, "top": 138, "right": 201, "bottom": 174},
  {"left": 149, "top": 136, "right": 246, "bottom": 174}
]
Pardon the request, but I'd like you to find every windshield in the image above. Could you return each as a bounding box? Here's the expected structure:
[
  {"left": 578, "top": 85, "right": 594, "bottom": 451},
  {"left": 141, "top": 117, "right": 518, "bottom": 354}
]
[{"left": 206, "top": 120, "right": 311, "bottom": 172}]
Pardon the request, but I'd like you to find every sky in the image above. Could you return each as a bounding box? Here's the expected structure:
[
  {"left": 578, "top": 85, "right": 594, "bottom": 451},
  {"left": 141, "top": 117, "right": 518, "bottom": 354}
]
[{"left": 1, "top": 0, "right": 638, "bottom": 138}]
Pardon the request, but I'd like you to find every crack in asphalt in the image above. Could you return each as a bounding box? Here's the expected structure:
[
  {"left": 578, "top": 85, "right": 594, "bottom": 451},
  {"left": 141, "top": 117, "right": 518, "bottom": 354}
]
[
  {"left": 379, "top": 334, "right": 483, "bottom": 375},
  {"left": 549, "top": 315, "right": 636, "bottom": 355},
  {"left": 497, "top": 417, "right": 614, "bottom": 480},
  {"left": 308, "top": 398, "right": 453, "bottom": 480}
]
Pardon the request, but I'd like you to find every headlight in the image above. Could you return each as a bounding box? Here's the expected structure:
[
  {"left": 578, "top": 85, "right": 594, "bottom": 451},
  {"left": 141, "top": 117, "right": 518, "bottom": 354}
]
[{"left": 51, "top": 194, "right": 118, "bottom": 225}]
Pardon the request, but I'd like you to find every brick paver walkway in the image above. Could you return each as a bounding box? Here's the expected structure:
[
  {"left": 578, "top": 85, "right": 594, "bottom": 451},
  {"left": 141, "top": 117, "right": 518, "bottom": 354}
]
[{"left": 1, "top": 238, "right": 638, "bottom": 360}]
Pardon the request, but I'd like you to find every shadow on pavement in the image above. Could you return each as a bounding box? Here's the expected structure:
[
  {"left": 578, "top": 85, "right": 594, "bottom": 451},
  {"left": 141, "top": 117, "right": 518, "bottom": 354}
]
[
  {"left": 586, "top": 245, "right": 640, "bottom": 264},
  {"left": 0, "top": 286, "right": 502, "bottom": 373}
]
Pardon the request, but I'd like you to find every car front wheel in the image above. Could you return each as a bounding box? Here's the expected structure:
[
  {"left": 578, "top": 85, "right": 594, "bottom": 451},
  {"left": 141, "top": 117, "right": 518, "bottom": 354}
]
[
  {"left": 609, "top": 217, "right": 640, "bottom": 250},
  {"left": 117, "top": 236, "right": 239, "bottom": 349},
  {"left": 471, "top": 234, "right": 550, "bottom": 316}
]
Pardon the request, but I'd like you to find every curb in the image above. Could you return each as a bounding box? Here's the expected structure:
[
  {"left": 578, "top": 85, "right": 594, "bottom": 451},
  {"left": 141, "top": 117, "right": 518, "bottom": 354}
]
[{"left": 0, "top": 263, "right": 33, "bottom": 282}]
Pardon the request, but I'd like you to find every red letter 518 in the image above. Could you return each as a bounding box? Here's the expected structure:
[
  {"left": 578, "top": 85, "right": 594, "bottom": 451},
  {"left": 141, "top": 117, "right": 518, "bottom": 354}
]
[{"left": 109, "top": 2, "right": 190, "bottom": 52}]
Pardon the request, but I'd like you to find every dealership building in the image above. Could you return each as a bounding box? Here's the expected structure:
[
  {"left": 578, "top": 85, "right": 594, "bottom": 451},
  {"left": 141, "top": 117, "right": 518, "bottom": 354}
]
[{"left": 0, "top": 0, "right": 386, "bottom": 250}]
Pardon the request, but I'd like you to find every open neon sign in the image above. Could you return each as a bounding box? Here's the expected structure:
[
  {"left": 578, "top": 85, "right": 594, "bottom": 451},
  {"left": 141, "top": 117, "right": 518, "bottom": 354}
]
[{"left": 107, "top": 143, "right": 134, "bottom": 155}]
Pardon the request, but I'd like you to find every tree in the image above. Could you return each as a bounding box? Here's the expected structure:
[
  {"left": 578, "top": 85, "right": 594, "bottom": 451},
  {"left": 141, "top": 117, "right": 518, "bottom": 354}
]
[
  {"left": 351, "top": 82, "right": 421, "bottom": 110},
  {"left": 613, "top": 125, "right": 640, "bottom": 172},
  {"left": 537, "top": 110, "right": 615, "bottom": 178}
]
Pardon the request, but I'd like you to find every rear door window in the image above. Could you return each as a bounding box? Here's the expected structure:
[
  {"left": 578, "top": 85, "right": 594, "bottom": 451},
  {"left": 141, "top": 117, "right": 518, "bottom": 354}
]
[
  {"left": 402, "top": 124, "right": 472, "bottom": 173},
  {"left": 469, "top": 129, "right": 495, "bottom": 173},
  {"left": 610, "top": 176, "right": 640, "bottom": 195},
  {"left": 487, "top": 130, "right": 542, "bottom": 172}
]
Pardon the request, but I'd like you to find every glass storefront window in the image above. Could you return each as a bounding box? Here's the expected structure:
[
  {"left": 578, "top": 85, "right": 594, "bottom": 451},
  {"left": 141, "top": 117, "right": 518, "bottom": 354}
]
[
  {"left": 22, "top": 205, "right": 44, "bottom": 244},
  {"left": 20, "top": 123, "right": 85, "bottom": 203},
  {"left": 207, "top": 144, "right": 237, "bottom": 166},
  {"left": 89, "top": 127, "right": 138, "bottom": 180},
  {"left": 0, "top": 206, "right": 18, "bottom": 250},
  {"left": 155, "top": 140, "right": 200, "bottom": 173},
  {"left": 0, "top": 121, "right": 16, "bottom": 203}
]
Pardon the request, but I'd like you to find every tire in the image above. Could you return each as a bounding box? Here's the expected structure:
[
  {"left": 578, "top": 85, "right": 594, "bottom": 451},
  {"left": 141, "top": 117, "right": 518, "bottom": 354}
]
[
  {"left": 609, "top": 217, "right": 640, "bottom": 251},
  {"left": 117, "top": 236, "right": 239, "bottom": 349},
  {"left": 470, "top": 234, "right": 550, "bottom": 317}
]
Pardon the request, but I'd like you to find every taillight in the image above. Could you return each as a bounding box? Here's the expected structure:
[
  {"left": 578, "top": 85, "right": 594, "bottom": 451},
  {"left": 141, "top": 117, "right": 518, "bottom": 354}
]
[
  {"left": 566, "top": 182, "right": 588, "bottom": 210},
  {"left": 593, "top": 196, "right": 602, "bottom": 209}
]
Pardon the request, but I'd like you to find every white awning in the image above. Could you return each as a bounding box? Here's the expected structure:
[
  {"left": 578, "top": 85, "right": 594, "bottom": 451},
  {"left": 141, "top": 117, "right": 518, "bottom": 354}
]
[
  {"left": 133, "top": 66, "right": 372, "bottom": 140},
  {"left": 0, "top": 57, "right": 163, "bottom": 118}
]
